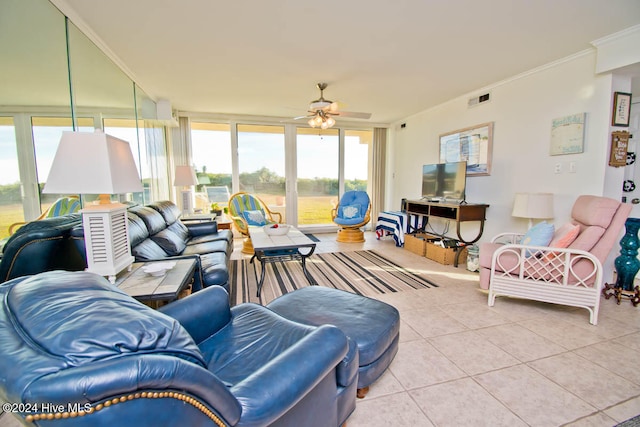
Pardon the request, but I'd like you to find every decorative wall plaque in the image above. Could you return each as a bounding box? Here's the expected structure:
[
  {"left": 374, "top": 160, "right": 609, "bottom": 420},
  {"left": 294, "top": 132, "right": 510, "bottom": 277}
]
[{"left": 609, "top": 131, "right": 630, "bottom": 167}]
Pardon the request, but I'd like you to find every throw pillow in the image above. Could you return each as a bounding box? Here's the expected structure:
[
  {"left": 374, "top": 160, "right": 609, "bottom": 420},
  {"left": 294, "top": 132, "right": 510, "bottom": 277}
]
[
  {"left": 341, "top": 204, "right": 361, "bottom": 219},
  {"left": 521, "top": 221, "right": 555, "bottom": 257},
  {"left": 242, "top": 209, "right": 267, "bottom": 226},
  {"left": 549, "top": 222, "right": 580, "bottom": 248}
]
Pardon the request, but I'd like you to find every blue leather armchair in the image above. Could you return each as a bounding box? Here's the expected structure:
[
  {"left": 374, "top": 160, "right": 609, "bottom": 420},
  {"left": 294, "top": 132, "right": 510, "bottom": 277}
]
[{"left": 0, "top": 271, "right": 357, "bottom": 426}]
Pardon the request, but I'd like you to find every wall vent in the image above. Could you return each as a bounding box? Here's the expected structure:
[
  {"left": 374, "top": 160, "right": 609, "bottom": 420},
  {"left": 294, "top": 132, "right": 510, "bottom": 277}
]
[{"left": 468, "top": 92, "right": 491, "bottom": 108}]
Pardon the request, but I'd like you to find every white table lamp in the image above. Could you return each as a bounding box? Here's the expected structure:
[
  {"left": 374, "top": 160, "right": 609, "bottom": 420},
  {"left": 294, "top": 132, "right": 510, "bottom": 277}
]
[
  {"left": 43, "top": 130, "right": 143, "bottom": 283},
  {"left": 174, "top": 165, "right": 198, "bottom": 215},
  {"left": 512, "top": 192, "right": 554, "bottom": 229}
]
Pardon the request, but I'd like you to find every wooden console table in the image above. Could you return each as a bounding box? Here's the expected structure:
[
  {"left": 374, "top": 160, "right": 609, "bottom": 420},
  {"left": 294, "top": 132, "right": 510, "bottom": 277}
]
[{"left": 404, "top": 200, "right": 489, "bottom": 244}]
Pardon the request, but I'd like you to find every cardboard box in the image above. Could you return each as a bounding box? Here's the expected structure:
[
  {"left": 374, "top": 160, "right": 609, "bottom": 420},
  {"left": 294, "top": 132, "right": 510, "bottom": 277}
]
[
  {"left": 426, "top": 243, "right": 468, "bottom": 265},
  {"left": 404, "top": 233, "right": 438, "bottom": 256}
]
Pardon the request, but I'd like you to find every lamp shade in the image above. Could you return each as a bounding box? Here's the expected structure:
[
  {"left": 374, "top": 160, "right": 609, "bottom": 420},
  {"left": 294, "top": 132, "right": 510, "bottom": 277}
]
[
  {"left": 512, "top": 193, "right": 554, "bottom": 219},
  {"left": 174, "top": 165, "right": 198, "bottom": 186},
  {"left": 43, "top": 130, "right": 143, "bottom": 195}
]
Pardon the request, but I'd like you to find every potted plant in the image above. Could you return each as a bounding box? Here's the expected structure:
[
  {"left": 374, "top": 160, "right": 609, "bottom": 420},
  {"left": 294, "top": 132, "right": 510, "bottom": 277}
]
[{"left": 210, "top": 203, "right": 222, "bottom": 216}]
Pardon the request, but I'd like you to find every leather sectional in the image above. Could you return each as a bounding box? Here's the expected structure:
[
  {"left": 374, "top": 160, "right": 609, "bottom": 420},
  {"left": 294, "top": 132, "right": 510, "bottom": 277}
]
[{"left": 0, "top": 200, "right": 233, "bottom": 292}]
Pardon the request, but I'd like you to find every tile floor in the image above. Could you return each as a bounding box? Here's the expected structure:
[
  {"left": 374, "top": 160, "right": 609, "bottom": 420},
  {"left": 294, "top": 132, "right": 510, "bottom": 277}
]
[
  {"left": 315, "top": 233, "right": 640, "bottom": 427},
  {"left": 2, "top": 231, "right": 639, "bottom": 426}
]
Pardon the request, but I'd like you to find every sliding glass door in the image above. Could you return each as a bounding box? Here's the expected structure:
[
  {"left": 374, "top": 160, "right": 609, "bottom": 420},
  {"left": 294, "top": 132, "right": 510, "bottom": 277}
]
[
  {"left": 190, "top": 122, "right": 232, "bottom": 212},
  {"left": 296, "top": 128, "right": 339, "bottom": 226},
  {"left": 237, "top": 124, "right": 286, "bottom": 222},
  {"left": 0, "top": 118, "right": 22, "bottom": 239},
  {"left": 189, "top": 122, "right": 371, "bottom": 229}
]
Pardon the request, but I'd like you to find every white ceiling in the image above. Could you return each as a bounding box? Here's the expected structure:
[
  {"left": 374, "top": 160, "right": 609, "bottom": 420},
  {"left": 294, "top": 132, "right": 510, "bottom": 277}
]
[{"left": 53, "top": 0, "right": 640, "bottom": 125}]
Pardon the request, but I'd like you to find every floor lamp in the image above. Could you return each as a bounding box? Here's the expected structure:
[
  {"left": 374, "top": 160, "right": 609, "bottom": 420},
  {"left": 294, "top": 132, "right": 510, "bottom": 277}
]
[{"left": 43, "top": 130, "right": 143, "bottom": 283}]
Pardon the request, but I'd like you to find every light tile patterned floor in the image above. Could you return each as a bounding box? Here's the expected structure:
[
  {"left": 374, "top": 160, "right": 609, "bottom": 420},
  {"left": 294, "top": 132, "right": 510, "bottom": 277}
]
[{"left": 2, "top": 231, "right": 639, "bottom": 426}]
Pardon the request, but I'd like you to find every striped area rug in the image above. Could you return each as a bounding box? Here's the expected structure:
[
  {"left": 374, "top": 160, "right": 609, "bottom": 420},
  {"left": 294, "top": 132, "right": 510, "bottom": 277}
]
[{"left": 229, "top": 250, "right": 438, "bottom": 306}]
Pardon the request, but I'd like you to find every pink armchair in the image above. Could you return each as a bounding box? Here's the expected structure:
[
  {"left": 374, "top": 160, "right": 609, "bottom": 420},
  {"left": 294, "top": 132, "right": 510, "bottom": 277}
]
[{"left": 479, "top": 195, "right": 631, "bottom": 324}]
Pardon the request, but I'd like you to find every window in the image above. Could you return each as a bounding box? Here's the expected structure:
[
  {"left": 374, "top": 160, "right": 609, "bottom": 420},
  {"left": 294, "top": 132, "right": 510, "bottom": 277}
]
[
  {"left": 0, "top": 118, "right": 22, "bottom": 239},
  {"left": 237, "top": 124, "right": 286, "bottom": 222},
  {"left": 32, "top": 116, "right": 94, "bottom": 210},
  {"left": 296, "top": 128, "right": 339, "bottom": 225},
  {"left": 191, "top": 122, "right": 232, "bottom": 211}
]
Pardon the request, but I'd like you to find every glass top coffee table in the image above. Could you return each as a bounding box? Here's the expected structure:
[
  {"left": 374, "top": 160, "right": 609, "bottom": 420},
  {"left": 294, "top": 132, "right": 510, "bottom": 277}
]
[{"left": 248, "top": 226, "right": 317, "bottom": 297}]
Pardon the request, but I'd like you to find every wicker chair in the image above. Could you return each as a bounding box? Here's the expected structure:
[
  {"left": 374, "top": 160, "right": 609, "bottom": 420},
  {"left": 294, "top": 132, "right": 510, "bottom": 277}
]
[
  {"left": 228, "top": 192, "right": 282, "bottom": 254},
  {"left": 8, "top": 196, "right": 81, "bottom": 235},
  {"left": 480, "top": 195, "right": 631, "bottom": 325}
]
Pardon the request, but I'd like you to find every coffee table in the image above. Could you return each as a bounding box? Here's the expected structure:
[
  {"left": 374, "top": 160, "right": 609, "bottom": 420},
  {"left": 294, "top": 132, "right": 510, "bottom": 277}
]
[
  {"left": 115, "top": 259, "right": 196, "bottom": 307},
  {"left": 248, "top": 226, "right": 316, "bottom": 297}
]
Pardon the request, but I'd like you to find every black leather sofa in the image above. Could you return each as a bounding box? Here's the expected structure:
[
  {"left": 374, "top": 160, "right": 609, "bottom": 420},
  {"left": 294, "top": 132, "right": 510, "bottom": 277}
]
[{"left": 71, "top": 201, "right": 234, "bottom": 291}]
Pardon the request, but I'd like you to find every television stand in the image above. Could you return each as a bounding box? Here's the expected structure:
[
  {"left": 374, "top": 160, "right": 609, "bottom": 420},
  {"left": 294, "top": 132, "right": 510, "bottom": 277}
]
[{"left": 405, "top": 199, "right": 489, "bottom": 244}]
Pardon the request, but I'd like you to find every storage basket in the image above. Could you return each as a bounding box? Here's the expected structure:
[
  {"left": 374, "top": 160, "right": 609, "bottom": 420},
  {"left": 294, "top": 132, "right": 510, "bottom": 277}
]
[{"left": 426, "top": 243, "right": 468, "bottom": 265}]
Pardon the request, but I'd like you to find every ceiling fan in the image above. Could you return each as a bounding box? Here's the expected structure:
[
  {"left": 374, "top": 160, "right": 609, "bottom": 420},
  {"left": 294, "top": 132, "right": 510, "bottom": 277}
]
[{"left": 294, "top": 83, "right": 371, "bottom": 129}]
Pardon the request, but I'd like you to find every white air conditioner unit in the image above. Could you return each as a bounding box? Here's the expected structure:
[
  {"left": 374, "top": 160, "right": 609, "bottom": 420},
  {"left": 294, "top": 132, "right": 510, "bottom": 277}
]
[{"left": 154, "top": 99, "right": 179, "bottom": 127}]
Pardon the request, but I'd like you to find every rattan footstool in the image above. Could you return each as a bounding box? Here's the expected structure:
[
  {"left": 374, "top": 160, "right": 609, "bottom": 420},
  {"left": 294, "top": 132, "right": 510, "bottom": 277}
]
[{"left": 267, "top": 286, "right": 400, "bottom": 398}]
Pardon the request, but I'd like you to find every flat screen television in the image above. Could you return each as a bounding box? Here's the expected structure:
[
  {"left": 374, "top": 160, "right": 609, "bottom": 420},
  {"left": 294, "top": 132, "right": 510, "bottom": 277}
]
[{"left": 421, "top": 161, "right": 467, "bottom": 202}]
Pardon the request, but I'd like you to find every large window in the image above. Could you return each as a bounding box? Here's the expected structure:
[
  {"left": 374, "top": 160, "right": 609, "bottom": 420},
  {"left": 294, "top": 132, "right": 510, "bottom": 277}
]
[
  {"left": 0, "top": 118, "right": 22, "bottom": 239},
  {"left": 104, "top": 118, "right": 146, "bottom": 203},
  {"left": 190, "top": 122, "right": 232, "bottom": 212},
  {"left": 296, "top": 128, "right": 339, "bottom": 225},
  {"left": 344, "top": 129, "right": 371, "bottom": 192},
  {"left": 188, "top": 123, "right": 372, "bottom": 229},
  {"left": 237, "top": 124, "right": 286, "bottom": 222},
  {"left": 32, "top": 117, "right": 94, "bottom": 210}
]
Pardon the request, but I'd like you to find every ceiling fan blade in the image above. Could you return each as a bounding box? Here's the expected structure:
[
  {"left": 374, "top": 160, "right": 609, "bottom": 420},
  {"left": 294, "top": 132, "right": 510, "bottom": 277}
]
[
  {"left": 333, "top": 111, "right": 372, "bottom": 120},
  {"left": 328, "top": 101, "right": 340, "bottom": 112},
  {"left": 292, "top": 115, "right": 310, "bottom": 120}
]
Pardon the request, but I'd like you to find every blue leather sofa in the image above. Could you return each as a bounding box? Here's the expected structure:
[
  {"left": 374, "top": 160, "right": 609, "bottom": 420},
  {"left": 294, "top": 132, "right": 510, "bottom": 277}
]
[
  {"left": 72, "top": 200, "right": 234, "bottom": 291},
  {"left": 0, "top": 270, "right": 358, "bottom": 426},
  {"left": 0, "top": 213, "right": 85, "bottom": 283}
]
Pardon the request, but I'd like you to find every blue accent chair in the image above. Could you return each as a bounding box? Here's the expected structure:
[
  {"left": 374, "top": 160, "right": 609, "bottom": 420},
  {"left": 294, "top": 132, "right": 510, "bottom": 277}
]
[
  {"left": 0, "top": 271, "right": 358, "bottom": 426},
  {"left": 331, "top": 191, "right": 371, "bottom": 242}
]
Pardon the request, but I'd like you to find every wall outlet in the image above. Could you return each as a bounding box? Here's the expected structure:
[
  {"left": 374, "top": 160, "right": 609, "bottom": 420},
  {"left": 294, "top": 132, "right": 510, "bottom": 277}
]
[{"left": 554, "top": 163, "right": 562, "bottom": 174}]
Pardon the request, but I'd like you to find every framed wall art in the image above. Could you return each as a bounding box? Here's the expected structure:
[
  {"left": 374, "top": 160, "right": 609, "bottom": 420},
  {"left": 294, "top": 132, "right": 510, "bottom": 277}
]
[
  {"left": 549, "top": 113, "right": 585, "bottom": 156},
  {"left": 612, "top": 92, "right": 632, "bottom": 127},
  {"left": 439, "top": 122, "right": 493, "bottom": 176}
]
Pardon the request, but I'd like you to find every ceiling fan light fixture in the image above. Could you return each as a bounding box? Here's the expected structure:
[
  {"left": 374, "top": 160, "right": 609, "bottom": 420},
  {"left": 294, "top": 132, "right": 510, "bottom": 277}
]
[{"left": 308, "top": 110, "right": 336, "bottom": 129}]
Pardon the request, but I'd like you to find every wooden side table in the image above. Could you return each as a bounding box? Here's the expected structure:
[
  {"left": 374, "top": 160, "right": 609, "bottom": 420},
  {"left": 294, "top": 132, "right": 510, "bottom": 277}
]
[{"left": 115, "top": 259, "right": 196, "bottom": 308}]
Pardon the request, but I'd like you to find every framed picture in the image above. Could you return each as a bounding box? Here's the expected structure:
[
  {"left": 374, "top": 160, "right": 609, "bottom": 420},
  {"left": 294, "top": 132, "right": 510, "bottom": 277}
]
[
  {"left": 439, "top": 122, "right": 493, "bottom": 176},
  {"left": 612, "top": 92, "right": 632, "bottom": 127},
  {"left": 549, "top": 113, "right": 586, "bottom": 156}
]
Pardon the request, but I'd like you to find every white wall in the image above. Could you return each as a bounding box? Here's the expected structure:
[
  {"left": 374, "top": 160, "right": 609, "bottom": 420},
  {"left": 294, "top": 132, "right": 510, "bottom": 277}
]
[
  {"left": 389, "top": 51, "right": 620, "bottom": 238},
  {"left": 388, "top": 50, "right": 626, "bottom": 279}
]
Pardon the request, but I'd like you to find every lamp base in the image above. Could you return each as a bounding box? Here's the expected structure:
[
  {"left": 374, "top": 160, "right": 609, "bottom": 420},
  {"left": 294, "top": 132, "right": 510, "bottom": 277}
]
[
  {"left": 602, "top": 283, "right": 640, "bottom": 306},
  {"left": 180, "top": 189, "right": 194, "bottom": 216},
  {"left": 81, "top": 202, "right": 134, "bottom": 283}
]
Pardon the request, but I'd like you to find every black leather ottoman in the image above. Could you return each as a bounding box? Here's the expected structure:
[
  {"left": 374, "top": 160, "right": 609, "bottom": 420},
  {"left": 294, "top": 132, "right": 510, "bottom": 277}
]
[{"left": 267, "top": 286, "right": 400, "bottom": 398}]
